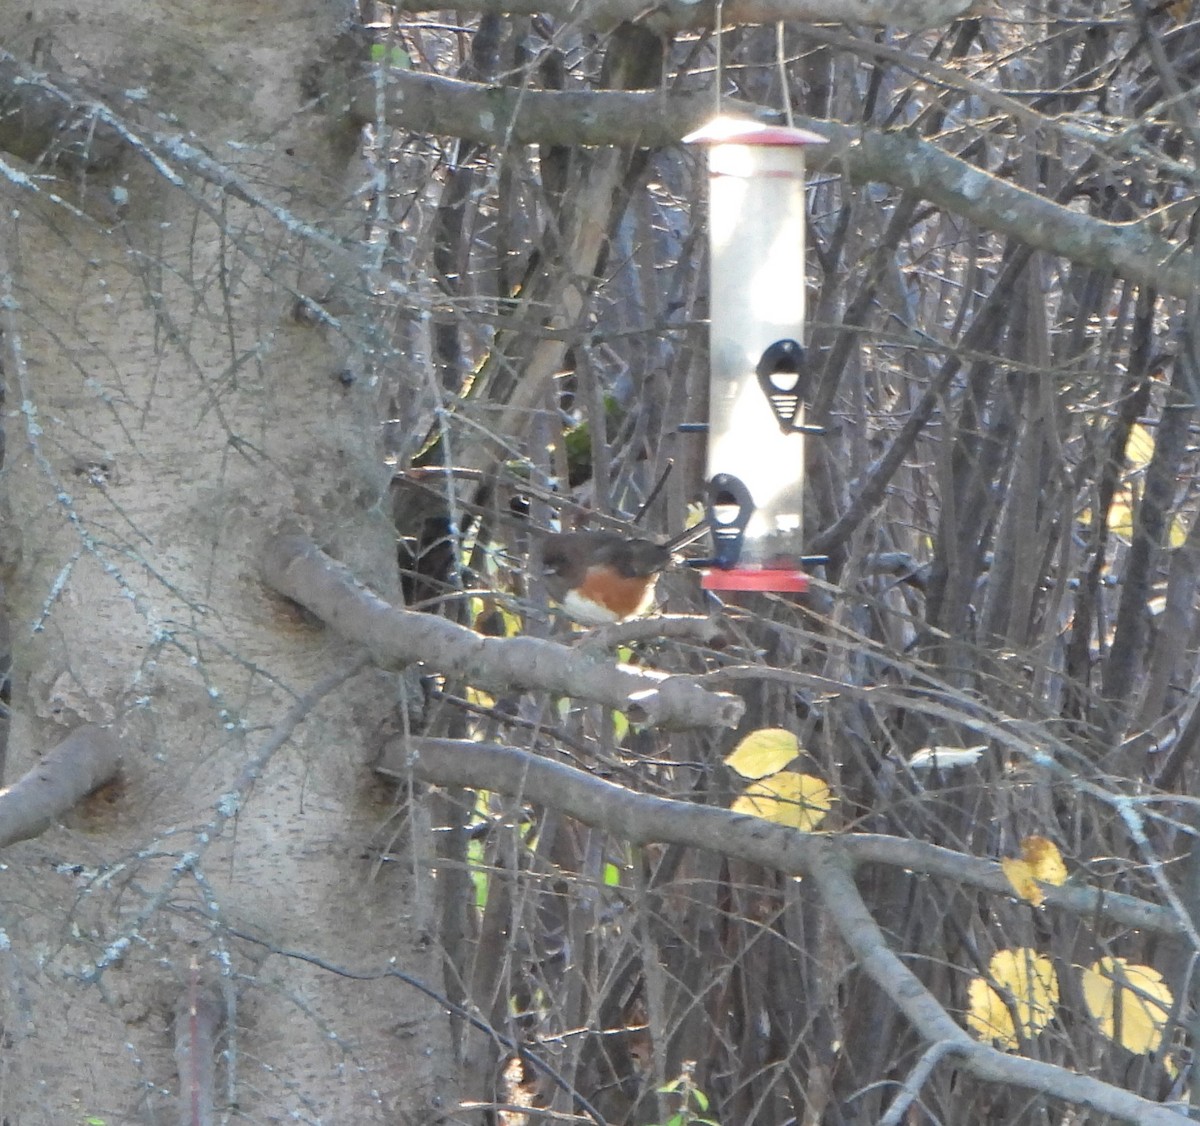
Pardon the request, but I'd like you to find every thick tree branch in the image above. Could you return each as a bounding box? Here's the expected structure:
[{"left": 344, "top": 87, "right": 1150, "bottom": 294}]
[
  {"left": 352, "top": 72, "right": 758, "bottom": 148},
  {"left": 839, "top": 122, "right": 1192, "bottom": 299},
  {"left": 806, "top": 849, "right": 1189, "bottom": 1126},
  {"left": 393, "top": 0, "right": 975, "bottom": 31},
  {"left": 0, "top": 724, "right": 122, "bottom": 848},
  {"left": 387, "top": 735, "right": 1176, "bottom": 935},
  {"left": 389, "top": 736, "right": 1190, "bottom": 1126},
  {"left": 3, "top": 54, "right": 1192, "bottom": 303},
  {"left": 262, "top": 533, "right": 743, "bottom": 730},
  {"left": 361, "top": 72, "right": 1196, "bottom": 299}
]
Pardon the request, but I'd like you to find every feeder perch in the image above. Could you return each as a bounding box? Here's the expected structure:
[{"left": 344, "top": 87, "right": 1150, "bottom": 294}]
[{"left": 683, "top": 116, "right": 826, "bottom": 593}]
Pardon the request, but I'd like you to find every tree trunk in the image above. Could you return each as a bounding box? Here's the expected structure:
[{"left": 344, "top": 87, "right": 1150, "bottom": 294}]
[{"left": 0, "top": 2, "right": 455, "bottom": 1120}]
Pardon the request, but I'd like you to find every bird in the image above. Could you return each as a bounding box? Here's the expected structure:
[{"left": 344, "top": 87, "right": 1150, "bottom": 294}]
[{"left": 540, "top": 523, "right": 710, "bottom": 625}]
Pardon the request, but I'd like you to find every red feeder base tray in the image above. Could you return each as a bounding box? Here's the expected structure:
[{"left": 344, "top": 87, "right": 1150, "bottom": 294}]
[{"left": 700, "top": 568, "right": 809, "bottom": 593}]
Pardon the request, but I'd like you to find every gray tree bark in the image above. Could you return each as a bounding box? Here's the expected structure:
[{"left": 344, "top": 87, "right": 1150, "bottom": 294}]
[{"left": 0, "top": 2, "right": 454, "bottom": 1120}]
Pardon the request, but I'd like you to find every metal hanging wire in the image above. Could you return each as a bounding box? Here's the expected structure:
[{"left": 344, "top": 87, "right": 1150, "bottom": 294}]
[
  {"left": 715, "top": 7, "right": 797, "bottom": 128},
  {"left": 776, "top": 22, "right": 795, "bottom": 128},
  {"left": 714, "top": 0, "right": 724, "bottom": 115}
]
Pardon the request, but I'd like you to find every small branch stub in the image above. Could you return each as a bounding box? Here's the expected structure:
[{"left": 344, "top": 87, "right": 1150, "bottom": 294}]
[{"left": 0, "top": 724, "right": 122, "bottom": 848}]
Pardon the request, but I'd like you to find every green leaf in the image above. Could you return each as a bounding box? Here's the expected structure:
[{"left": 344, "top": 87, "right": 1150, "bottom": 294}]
[
  {"left": 369, "top": 43, "right": 411, "bottom": 69},
  {"left": 467, "top": 838, "right": 489, "bottom": 910}
]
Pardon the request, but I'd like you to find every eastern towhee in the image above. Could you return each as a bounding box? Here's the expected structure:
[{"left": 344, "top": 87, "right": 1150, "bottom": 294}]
[{"left": 541, "top": 524, "right": 710, "bottom": 624}]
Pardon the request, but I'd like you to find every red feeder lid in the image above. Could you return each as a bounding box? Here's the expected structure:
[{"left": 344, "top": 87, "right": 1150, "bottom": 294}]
[
  {"left": 683, "top": 116, "right": 827, "bottom": 148},
  {"left": 700, "top": 568, "right": 809, "bottom": 593}
]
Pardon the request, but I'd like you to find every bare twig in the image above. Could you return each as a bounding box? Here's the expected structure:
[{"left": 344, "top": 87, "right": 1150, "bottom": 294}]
[
  {"left": 877, "top": 1040, "right": 964, "bottom": 1126},
  {"left": 174, "top": 963, "right": 222, "bottom": 1126},
  {"left": 87, "top": 656, "right": 370, "bottom": 981},
  {"left": 221, "top": 926, "right": 609, "bottom": 1126}
]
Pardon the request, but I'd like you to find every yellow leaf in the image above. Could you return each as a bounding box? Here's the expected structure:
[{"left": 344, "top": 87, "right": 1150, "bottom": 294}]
[
  {"left": 725, "top": 728, "right": 800, "bottom": 779},
  {"left": 1021, "top": 836, "right": 1067, "bottom": 886},
  {"left": 465, "top": 686, "right": 495, "bottom": 710},
  {"left": 1086, "top": 434, "right": 1188, "bottom": 545},
  {"left": 967, "top": 979, "right": 1017, "bottom": 1048},
  {"left": 497, "top": 605, "right": 524, "bottom": 637},
  {"left": 1001, "top": 857, "right": 1044, "bottom": 906},
  {"left": 1108, "top": 486, "right": 1135, "bottom": 541},
  {"left": 1169, "top": 514, "right": 1189, "bottom": 549},
  {"left": 1003, "top": 836, "right": 1067, "bottom": 904},
  {"left": 1126, "top": 421, "right": 1156, "bottom": 470},
  {"left": 990, "top": 948, "right": 1059, "bottom": 1034},
  {"left": 1082, "top": 958, "right": 1172, "bottom": 1054},
  {"left": 731, "top": 772, "right": 832, "bottom": 830},
  {"left": 966, "top": 949, "right": 1059, "bottom": 1049}
]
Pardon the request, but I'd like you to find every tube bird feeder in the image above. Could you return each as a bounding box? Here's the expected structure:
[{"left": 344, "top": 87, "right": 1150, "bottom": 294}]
[{"left": 683, "top": 116, "right": 826, "bottom": 592}]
